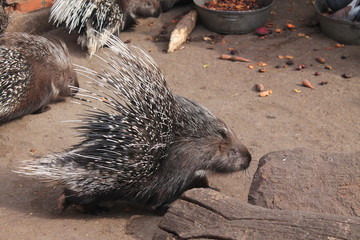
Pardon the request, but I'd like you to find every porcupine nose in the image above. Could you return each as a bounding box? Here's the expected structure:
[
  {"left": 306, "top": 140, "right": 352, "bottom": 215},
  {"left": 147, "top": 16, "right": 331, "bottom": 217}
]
[{"left": 239, "top": 144, "right": 251, "bottom": 170}]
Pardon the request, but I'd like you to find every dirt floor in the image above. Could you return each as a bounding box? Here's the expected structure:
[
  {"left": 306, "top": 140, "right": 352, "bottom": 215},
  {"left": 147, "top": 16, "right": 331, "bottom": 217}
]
[{"left": 0, "top": 0, "right": 359, "bottom": 239}]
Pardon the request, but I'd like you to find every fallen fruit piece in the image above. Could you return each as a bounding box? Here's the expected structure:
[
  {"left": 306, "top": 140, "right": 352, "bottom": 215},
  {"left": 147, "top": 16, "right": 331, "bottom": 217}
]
[
  {"left": 302, "top": 79, "right": 314, "bottom": 89},
  {"left": 293, "top": 89, "right": 301, "bottom": 93},
  {"left": 30, "top": 148, "right": 37, "bottom": 154},
  {"left": 248, "top": 64, "right": 255, "bottom": 69},
  {"left": 259, "top": 90, "right": 272, "bottom": 97},
  {"left": 296, "top": 64, "right": 306, "bottom": 70},
  {"left": 219, "top": 54, "right": 251, "bottom": 62},
  {"left": 286, "top": 23, "right": 296, "bottom": 29},
  {"left": 168, "top": 10, "right": 198, "bottom": 53},
  {"left": 314, "top": 71, "right": 321, "bottom": 76},
  {"left": 275, "top": 28, "right": 282, "bottom": 33},
  {"left": 202, "top": 64, "right": 209, "bottom": 68},
  {"left": 335, "top": 43, "right": 345, "bottom": 48},
  {"left": 325, "top": 65, "right": 332, "bottom": 70},
  {"left": 258, "top": 68, "right": 267, "bottom": 73},
  {"left": 255, "top": 83, "right": 265, "bottom": 92},
  {"left": 315, "top": 56, "right": 326, "bottom": 64},
  {"left": 255, "top": 27, "right": 269, "bottom": 36},
  {"left": 257, "top": 61, "right": 267, "bottom": 66}
]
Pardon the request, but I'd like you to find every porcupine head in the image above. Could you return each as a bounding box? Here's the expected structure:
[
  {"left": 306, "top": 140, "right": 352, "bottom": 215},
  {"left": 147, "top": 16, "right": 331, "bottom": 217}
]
[
  {"left": 16, "top": 32, "right": 251, "bottom": 214},
  {"left": 123, "top": 0, "right": 162, "bottom": 19}
]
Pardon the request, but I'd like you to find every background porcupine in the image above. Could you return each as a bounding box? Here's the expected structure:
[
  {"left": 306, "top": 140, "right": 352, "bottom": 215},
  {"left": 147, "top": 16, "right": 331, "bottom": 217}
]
[
  {"left": 50, "top": 0, "right": 162, "bottom": 55},
  {"left": 0, "top": 0, "right": 17, "bottom": 33},
  {"left": 17, "top": 33, "right": 251, "bottom": 213},
  {"left": 0, "top": 32, "right": 79, "bottom": 123},
  {"left": 160, "top": 0, "right": 192, "bottom": 12}
]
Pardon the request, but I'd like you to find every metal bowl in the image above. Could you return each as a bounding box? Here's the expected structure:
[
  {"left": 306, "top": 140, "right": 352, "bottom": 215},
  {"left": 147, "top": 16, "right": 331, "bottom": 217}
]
[
  {"left": 193, "top": 0, "right": 274, "bottom": 34},
  {"left": 315, "top": 0, "right": 360, "bottom": 45}
]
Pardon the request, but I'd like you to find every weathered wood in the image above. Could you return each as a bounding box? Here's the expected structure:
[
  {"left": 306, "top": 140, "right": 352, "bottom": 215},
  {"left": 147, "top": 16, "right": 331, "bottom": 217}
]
[
  {"left": 248, "top": 148, "right": 360, "bottom": 216},
  {"left": 156, "top": 188, "right": 360, "bottom": 239}
]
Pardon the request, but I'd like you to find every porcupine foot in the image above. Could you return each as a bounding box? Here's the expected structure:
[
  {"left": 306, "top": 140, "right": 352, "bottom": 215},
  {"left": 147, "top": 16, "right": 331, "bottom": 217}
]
[
  {"left": 154, "top": 175, "right": 220, "bottom": 216},
  {"left": 33, "top": 105, "right": 51, "bottom": 114},
  {"left": 57, "top": 190, "right": 110, "bottom": 215}
]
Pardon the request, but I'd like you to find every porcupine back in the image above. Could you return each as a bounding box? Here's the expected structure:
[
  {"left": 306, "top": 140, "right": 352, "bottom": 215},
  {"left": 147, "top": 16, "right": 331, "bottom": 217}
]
[
  {"left": 17, "top": 33, "right": 251, "bottom": 210},
  {"left": 0, "top": 32, "right": 78, "bottom": 123},
  {"left": 50, "top": 0, "right": 161, "bottom": 55}
]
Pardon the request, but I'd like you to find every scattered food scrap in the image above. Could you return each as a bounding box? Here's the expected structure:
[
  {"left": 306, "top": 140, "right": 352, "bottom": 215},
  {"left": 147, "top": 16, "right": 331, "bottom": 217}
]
[
  {"left": 29, "top": 148, "right": 37, "bottom": 154},
  {"left": 257, "top": 61, "right": 267, "bottom": 66},
  {"left": 298, "top": 33, "right": 311, "bottom": 39},
  {"left": 220, "top": 54, "right": 251, "bottom": 62},
  {"left": 296, "top": 64, "right": 306, "bottom": 70},
  {"left": 168, "top": 10, "right": 198, "bottom": 53},
  {"left": 255, "top": 83, "right": 265, "bottom": 92},
  {"left": 286, "top": 23, "right": 296, "bottom": 30},
  {"left": 314, "top": 71, "right": 321, "bottom": 76},
  {"left": 203, "top": 0, "right": 264, "bottom": 11},
  {"left": 259, "top": 89, "right": 272, "bottom": 97},
  {"left": 302, "top": 79, "right": 314, "bottom": 89},
  {"left": 324, "top": 65, "right": 332, "bottom": 70},
  {"left": 248, "top": 64, "right": 255, "bottom": 69},
  {"left": 293, "top": 89, "right": 301, "bottom": 93},
  {"left": 319, "top": 81, "right": 329, "bottom": 85},
  {"left": 255, "top": 27, "right": 270, "bottom": 36},
  {"left": 258, "top": 68, "right": 267, "bottom": 73},
  {"left": 278, "top": 55, "right": 294, "bottom": 59},
  {"left": 335, "top": 43, "right": 345, "bottom": 48},
  {"left": 315, "top": 56, "right": 326, "bottom": 64}
]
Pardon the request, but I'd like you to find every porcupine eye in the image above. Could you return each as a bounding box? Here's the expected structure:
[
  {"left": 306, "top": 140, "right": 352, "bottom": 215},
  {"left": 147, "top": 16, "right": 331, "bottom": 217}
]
[
  {"left": 146, "top": 1, "right": 153, "bottom": 7},
  {"left": 217, "top": 129, "right": 228, "bottom": 139}
]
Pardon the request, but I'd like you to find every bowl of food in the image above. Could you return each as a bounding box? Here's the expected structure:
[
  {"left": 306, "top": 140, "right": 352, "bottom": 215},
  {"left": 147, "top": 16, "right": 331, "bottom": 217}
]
[
  {"left": 315, "top": 0, "right": 360, "bottom": 45},
  {"left": 193, "top": 0, "right": 274, "bottom": 34}
]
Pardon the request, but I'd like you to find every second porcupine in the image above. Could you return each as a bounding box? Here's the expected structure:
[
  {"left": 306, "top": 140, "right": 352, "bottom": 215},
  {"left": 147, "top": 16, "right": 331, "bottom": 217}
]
[
  {"left": 0, "top": 32, "right": 79, "bottom": 123},
  {"left": 50, "top": 0, "right": 162, "bottom": 56},
  {"left": 17, "top": 33, "right": 251, "bottom": 213},
  {"left": 0, "top": 0, "right": 17, "bottom": 33}
]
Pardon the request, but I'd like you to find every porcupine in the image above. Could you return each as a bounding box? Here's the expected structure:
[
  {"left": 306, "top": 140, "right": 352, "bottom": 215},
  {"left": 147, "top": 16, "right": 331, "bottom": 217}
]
[
  {"left": 17, "top": 32, "right": 251, "bottom": 213},
  {"left": 0, "top": 32, "right": 79, "bottom": 123},
  {"left": 160, "top": 0, "right": 192, "bottom": 12},
  {"left": 0, "top": 0, "right": 17, "bottom": 33},
  {"left": 50, "top": 0, "right": 162, "bottom": 56}
]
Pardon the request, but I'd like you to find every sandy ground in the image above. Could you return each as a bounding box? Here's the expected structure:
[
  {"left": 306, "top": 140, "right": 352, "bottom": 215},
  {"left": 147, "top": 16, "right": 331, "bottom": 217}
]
[{"left": 1, "top": 0, "right": 359, "bottom": 239}]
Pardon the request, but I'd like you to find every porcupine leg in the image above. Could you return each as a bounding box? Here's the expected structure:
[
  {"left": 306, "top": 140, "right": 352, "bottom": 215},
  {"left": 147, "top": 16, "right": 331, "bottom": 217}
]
[
  {"left": 33, "top": 105, "right": 51, "bottom": 114},
  {"left": 154, "top": 176, "right": 220, "bottom": 215},
  {"left": 58, "top": 189, "right": 110, "bottom": 214},
  {"left": 187, "top": 175, "right": 220, "bottom": 191}
]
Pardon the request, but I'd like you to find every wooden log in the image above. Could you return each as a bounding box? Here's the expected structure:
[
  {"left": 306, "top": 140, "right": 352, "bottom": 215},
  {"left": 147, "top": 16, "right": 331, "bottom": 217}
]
[{"left": 155, "top": 188, "right": 360, "bottom": 239}]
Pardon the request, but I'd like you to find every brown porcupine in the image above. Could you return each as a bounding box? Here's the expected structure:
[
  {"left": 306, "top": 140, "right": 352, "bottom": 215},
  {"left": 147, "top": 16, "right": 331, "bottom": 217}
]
[
  {"left": 17, "top": 33, "right": 251, "bottom": 213},
  {"left": 160, "top": 0, "right": 192, "bottom": 12},
  {"left": 0, "top": 32, "right": 79, "bottom": 123},
  {"left": 0, "top": 0, "right": 17, "bottom": 33},
  {"left": 50, "top": 0, "right": 162, "bottom": 56}
]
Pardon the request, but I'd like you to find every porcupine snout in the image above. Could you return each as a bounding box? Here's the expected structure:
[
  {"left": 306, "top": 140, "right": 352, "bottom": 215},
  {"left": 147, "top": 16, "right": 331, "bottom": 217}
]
[
  {"left": 213, "top": 128, "right": 252, "bottom": 173},
  {"left": 135, "top": 0, "right": 162, "bottom": 18}
]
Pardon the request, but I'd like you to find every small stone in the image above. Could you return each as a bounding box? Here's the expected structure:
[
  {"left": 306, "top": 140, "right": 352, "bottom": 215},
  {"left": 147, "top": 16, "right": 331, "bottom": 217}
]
[
  {"left": 341, "top": 73, "right": 352, "bottom": 79},
  {"left": 286, "top": 60, "right": 294, "bottom": 66},
  {"left": 314, "top": 72, "right": 321, "bottom": 76}
]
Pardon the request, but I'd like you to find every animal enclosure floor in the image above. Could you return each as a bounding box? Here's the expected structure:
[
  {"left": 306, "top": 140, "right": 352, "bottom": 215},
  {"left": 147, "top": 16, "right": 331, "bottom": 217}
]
[{"left": 1, "top": 1, "right": 359, "bottom": 239}]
